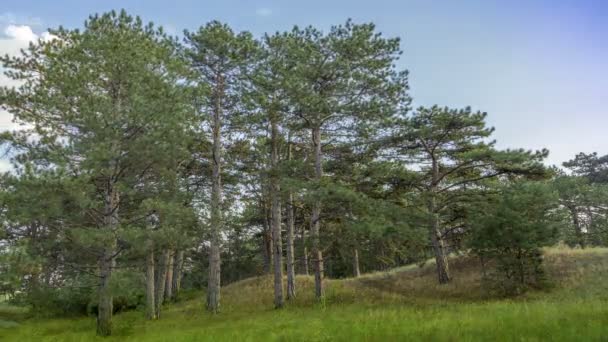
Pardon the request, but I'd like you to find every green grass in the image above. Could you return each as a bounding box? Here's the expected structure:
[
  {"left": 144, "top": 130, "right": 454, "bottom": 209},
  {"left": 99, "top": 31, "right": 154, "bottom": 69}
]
[{"left": 2, "top": 247, "right": 608, "bottom": 341}]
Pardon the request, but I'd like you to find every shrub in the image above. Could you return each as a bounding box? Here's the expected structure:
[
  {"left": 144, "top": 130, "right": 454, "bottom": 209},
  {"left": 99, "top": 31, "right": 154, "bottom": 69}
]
[{"left": 469, "top": 182, "right": 561, "bottom": 295}]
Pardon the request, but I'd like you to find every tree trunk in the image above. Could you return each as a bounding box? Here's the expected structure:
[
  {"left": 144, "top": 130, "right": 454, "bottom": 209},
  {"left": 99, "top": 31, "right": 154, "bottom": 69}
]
[
  {"left": 298, "top": 222, "right": 309, "bottom": 276},
  {"left": 429, "top": 159, "right": 450, "bottom": 284},
  {"left": 97, "top": 251, "right": 114, "bottom": 336},
  {"left": 270, "top": 116, "right": 284, "bottom": 308},
  {"left": 353, "top": 248, "right": 361, "bottom": 278},
  {"left": 164, "top": 249, "right": 174, "bottom": 301},
  {"left": 311, "top": 126, "right": 324, "bottom": 300},
  {"left": 171, "top": 250, "right": 184, "bottom": 301},
  {"left": 430, "top": 227, "right": 450, "bottom": 284},
  {"left": 285, "top": 140, "right": 296, "bottom": 300},
  {"left": 302, "top": 247, "right": 309, "bottom": 276},
  {"left": 145, "top": 246, "right": 156, "bottom": 320},
  {"left": 286, "top": 193, "right": 296, "bottom": 300},
  {"left": 569, "top": 206, "right": 585, "bottom": 248},
  {"left": 286, "top": 142, "right": 296, "bottom": 300},
  {"left": 585, "top": 205, "right": 596, "bottom": 245},
  {"left": 155, "top": 249, "right": 169, "bottom": 318},
  {"left": 207, "top": 73, "right": 224, "bottom": 313},
  {"left": 262, "top": 206, "right": 273, "bottom": 274},
  {"left": 97, "top": 186, "right": 118, "bottom": 336}
]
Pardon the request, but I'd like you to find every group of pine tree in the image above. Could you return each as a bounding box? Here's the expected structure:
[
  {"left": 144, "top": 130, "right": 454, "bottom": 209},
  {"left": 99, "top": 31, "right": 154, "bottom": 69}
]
[{"left": 0, "top": 10, "right": 607, "bottom": 336}]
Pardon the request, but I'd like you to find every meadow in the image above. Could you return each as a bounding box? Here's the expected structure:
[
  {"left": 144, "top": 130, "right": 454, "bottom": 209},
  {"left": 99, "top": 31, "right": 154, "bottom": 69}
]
[{"left": 1, "top": 246, "right": 607, "bottom": 341}]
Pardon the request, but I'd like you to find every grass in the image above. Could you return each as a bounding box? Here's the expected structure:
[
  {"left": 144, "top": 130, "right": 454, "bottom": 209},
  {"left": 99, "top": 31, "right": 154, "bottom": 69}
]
[{"left": 1, "top": 246, "right": 607, "bottom": 341}]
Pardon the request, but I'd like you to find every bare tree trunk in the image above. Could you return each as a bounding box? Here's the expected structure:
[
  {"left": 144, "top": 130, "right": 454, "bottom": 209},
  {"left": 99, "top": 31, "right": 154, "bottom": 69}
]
[
  {"left": 164, "top": 249, "right": 174, "bottom": 301},
  {"left": 353, "top": 248, "right": 361, "bottom": 278},
  {"left": 97, "top": 186, "right": 118, "bottom": 336},
  {"left": 298, "top": 221, "right": 309, "bottom": 276},
  {"left": 270, "top": 116, "right": 284, "bottom": 308},
  {"left": 286, "top": 194, "right": 296, "bottom": 300},
  {"left": 302, "top": 246, "right": 309, "bottom": 276},
  {"left": 145, "top": 246, "right": 156, "bottom": 320},
  {"left": 585, "top": 205, "right": 596, "bottom": 245},
  {"left": 311, "top": 126, "right": 324, "bottom": 300},
  {"left": 285, "top": 139, "right": 296, "bottom": 299},
  {"left": 262, "top": 206, "right": 273, "bottom": 274},
  {"left": 569, "top": 206, "right": 585, "bottom": 248},
  {"left": 207, "top": 73, "right": 224, "bottom": 314},
  {"left": 285, "top": 140, "right": 296, "bottom": 299},
  {"left": 429, "top": 159, "right": 450, "bottom": 284},
  {"left": 430, "top": 227, "right": 450, "bottom": 284},
  {"left": 97, "top": 251, "right": 114, "bottom": 336},
  {"left": 155, "top": 249, "right": 169, "bottom": 318},
  {"left": 171, "top": 250, "right": 184, "bottom": 301}
]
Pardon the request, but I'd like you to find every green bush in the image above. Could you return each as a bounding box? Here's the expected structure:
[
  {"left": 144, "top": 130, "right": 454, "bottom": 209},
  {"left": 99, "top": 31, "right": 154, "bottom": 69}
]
[
  {"left": 10, "top": 269, "right": 145, "bottom": 317},
  {"left": 470, "top": 182, "right": 561, "bottom": 295}
]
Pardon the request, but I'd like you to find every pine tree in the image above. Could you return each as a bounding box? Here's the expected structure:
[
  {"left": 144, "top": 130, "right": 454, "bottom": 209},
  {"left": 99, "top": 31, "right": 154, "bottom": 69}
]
[
  {"left": 275, "top": 20, "right": 409, "bottom": 300},
  {"left": 0, "top": 10, "right": 193, "bottom": 335},
  {"left": 184, "top": 21, "right": 257, "bottom": 313},
  {"left": 388, "top": 106, "right": 547, "bottom": 284}
]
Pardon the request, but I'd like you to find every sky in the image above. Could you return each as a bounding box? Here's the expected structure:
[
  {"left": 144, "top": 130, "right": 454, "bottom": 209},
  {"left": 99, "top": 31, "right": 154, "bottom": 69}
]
[{"left": 0, "top": 0, "right": 607, "bottom": 170}]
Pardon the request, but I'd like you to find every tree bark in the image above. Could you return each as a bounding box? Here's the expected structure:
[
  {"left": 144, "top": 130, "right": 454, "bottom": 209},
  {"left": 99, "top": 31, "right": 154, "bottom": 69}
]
[
  {"left": 302, "top": 246, "right": 309, "bottom": 276},
  {"left": 298, "top": 222, "right": 309, "bottom": 276},
  {"left": 145, "top": 245, "right": 156, "bottom": 320},
  {"left": 164, "top": 249, "right": 174, "bottom": 301},
  {"left": 207, "top": 73, "right": 224, "bottom": 314},
  {"left": 353, "top": 248, "right": 361, "bottom": 278},
  {"left": 97, "top": 251, "right": 114, "bottom": 336},
  {"left": 262, "top": 205, "right": 273, "bottom": 274},
  {"left": 429, "top": 158, "right": 450, "bottom": 284},
  {"left": 585, "top": 205, "right": 596, "bottom": 245},
  {"left": 569, "top": 206, "right": 586, "bottom": 248},
  {"left": 155, "top": 249, "right": 169, "bottom": 318},
  {"left": 171, "top": 250, "right": 184, "bottom": 301},
  {"left": 96, "top": 185, "right": 118, "bottom": 336},
  {"left": 285, "top": 140, "right": 296, "bottom": 299},
  {"left": 270, "top": 115, "right": 284, "bottom": 308},
  {"left": 286, "top": 191, "right": 296, "bottom": 300},
  {"left": 311, "top": 126, "right": 324, "bottom": 300},
  {"left": 430, "top": 226, "right": 450, "bottom": 284}
]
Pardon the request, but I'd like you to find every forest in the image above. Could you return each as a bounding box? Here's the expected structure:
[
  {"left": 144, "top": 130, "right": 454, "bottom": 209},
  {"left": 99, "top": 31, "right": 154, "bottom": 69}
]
[{"left": 1, "top": 10, "right": 607, "bottom": 341}]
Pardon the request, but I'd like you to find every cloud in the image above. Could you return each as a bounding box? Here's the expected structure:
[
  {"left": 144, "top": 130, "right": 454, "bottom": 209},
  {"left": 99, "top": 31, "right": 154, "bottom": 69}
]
[
  {"left": 0, "top": 16, "right": 48, "bottom": 173},
  {"left": 3, "top": 24, "right": 56, "bottom": 43},
  {"left": 4, "top": 24, "right": 37, "bottom": 41},
  {"left": 0, "top": 111, "right": 19, "bottom": 131},
  {"left": 0, "top": 24, "right": 34, "bottom": 135},
  {"left": 0, "top": 22, "right": 53, "bottom": 139},
  {"left": 0, "top": 158, "right": 12, "bottom": 173},
  {"left": 255, "top": 8, "right": 273, "bottom": 17}
]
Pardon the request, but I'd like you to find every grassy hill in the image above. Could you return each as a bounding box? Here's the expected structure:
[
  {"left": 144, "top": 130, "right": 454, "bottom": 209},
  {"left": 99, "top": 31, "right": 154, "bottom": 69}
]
[{"left": 1, "top": 246, "right": 608, "bottom": 341}]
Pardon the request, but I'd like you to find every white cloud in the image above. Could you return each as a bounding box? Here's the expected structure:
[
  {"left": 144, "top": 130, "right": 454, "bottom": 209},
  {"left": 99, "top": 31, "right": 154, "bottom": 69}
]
[
  {"left": 4, "top": 24, "right": 37, "bottom": 41},
  {"left": 0, "top": 110, "right": 18, "bottom": 131},
  {"left": 1, "top": 25, "right": 35, "bottom": 57},
  {"left": 0, "top": 21, "right": 51, "bottom": 172},
  {"left": 0, "top": 24, "right": 34, "bottom": 135},
  {"left": 3, "top": 24, "right": 56, "bottom": 43},
  {"left": 40, "top": 31, "right": 57, "bottom": 42},
  {"left": 255, "top": 8, "right": 273, "bottom": 17},
  {"left": 0, "top": 158, "right": 12, "bottom": 173},
  {"left": 0, "top": 15, "right": 47, "bottom": 173}
]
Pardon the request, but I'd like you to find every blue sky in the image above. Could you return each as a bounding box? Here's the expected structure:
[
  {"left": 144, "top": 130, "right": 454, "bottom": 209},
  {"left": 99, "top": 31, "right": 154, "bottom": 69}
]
[{"left": 1, "top": 0, "right": 607, "bottom": 168}]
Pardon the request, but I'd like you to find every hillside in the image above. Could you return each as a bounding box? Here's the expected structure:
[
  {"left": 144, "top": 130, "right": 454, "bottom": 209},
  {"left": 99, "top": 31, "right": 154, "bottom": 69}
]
[{"left": 1, "top": 247, "right": 608, "bottom": 341}]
